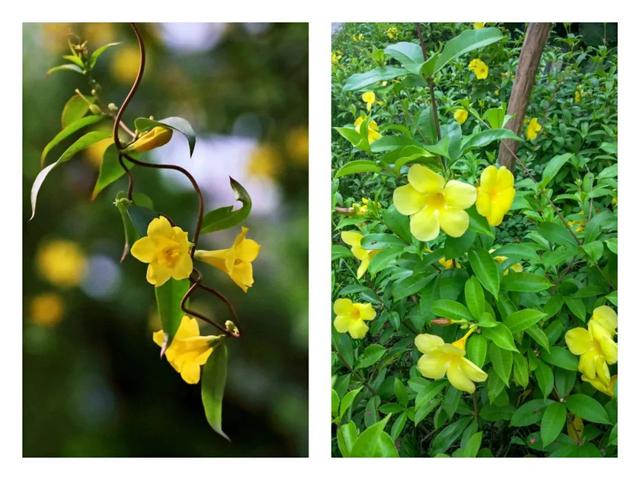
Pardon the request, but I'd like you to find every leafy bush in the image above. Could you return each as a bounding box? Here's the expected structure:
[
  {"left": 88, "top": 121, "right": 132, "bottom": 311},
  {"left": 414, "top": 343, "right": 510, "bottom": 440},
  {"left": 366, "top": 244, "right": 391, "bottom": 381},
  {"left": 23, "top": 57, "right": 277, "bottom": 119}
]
[{"left": 331, "top": 23, "right": 617, "bottom": 457}]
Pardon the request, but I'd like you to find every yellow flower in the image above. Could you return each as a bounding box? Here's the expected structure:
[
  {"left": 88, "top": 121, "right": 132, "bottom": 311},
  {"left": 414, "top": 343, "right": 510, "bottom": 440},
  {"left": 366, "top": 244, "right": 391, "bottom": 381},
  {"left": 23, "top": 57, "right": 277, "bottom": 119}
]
[
  {"left": 354, "top": 115, "right": 382, "bottom": 144},
  {"left": 468, "top": 58, "right": 489, "bottom": 80},
  {"left": 341, "top": 231, "right": 379, "bottom": 279},
  {"left": 415, "top": 328, "right": 487, "bottom": 394},
  {"left": 568, "top": 219, "right": 585, "bottom": 233},
  {"left": 125, "top": 126, "right": 173, "bottom": 154},
  {"left": 286, "top": 127, "right": 308, "bottom": 166},
  {"left": 195, "top": 227, "right": 260, "bottom": 293},
  {"left": 111, "top": 45, "right": 143, "bottom": 84},
  {"left": 473, "top": 23, "right": 486, "bottom": 29},
  {"left": 493, "top": 254, "right": 523, "bottom": 274},
  {"left": 476, "top": 165, "right": 516, "bottom": 226},
  {"left": 574, "top": 88, "right": 582, "bottom": 103},
  {"left": 333, "top": 298, "right": 376, "bottom": 339},
  {"left": 247, "top": 144, "right": 282, "bottom": 179},
  {"left": 152, "top": 315, "right": 223, "bottom": 384},
  {"left": 525, "top": 117, "right": 542, "bottom": 141},
  {"left": 582, "top": 374, "right": 617, "bottom": 397},
  {"left": 331, "top": 50, "right": 343, "bottom": 65},
  {"left": 454, "top": 108, "right": 469, "bottom": 125},
  {"left": 30, "top": 293, "right": 64, "bottom": 327},
  {"left": 351, "top": 33, "right": 364, "bottom": 42},
  {"left": 131, "top": 216, "right": 193, "bottom": 287},
  {"left": 85, "top": 137, "right": 114, "bottom": 168},
  {"left": 393, "top": 164, "right": 477, "bottom": 241},
  {"left": 36, "top": 239, "right": 87, "bottom": 287},
  {"left": 565, "top": 306, "right": 617, "bottom": 387},
  {"left": 362, "top": 91, "right": 376, "bottom": 112},
  {"left": 386, "top": 26, "right": 399, "bottom": 40}
]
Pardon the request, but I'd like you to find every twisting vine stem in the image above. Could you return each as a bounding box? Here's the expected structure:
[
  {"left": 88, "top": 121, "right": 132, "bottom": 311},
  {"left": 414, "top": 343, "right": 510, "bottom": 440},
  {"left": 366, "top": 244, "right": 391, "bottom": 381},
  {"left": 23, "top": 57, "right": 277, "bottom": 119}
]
[{"left": 113, "top": 23, "right": 240, "bottom": 338}]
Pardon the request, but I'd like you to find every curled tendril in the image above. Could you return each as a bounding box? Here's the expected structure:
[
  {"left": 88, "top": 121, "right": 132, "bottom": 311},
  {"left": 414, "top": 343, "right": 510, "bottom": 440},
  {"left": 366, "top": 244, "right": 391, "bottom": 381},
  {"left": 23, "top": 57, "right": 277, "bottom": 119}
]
[{"left": 113, "top": 23, "right": 240, "bottom": 338}]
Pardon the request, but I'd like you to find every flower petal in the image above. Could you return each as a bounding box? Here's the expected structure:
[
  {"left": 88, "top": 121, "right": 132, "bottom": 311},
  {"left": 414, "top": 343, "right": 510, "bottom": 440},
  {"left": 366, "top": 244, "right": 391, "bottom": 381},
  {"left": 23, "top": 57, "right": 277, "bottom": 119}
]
[
  {"left": 152, "top": 330, "right": 166, "bottom": 347},
  {"left": 333, "top": 314, "right": 350, "bottom": 333},
  {"left": 172, "top": 253, "right": 193, "bottom": 280},
  {"left": 447, "top": 360, "right": 476, "bottom": 393},
  {"left": 357, "top": 303, "right": 376, "bottom": 321},
  {"left": 417, "top": 353, "right": 448, "bottom": 379},
  {"left": 237, "top": 238, "right": 261, "bottom": 262},
  {"left": 599, "top": 335, "right": 618, "bottom": 364},
  {"left": 334, "top": 298, "right": 353, "bottom": 316},
  {"left": 393, "top": 184, "right": 426, "bottom": 215},
  {"left": 195, "top": 248, "right": 229, "bottom": 272},
  {"left": 348, "top": 320, "right": 369, "bottom": 339},
  {"left": 415, "top": 333, "right": 445, "bottom": 354},
  {"left": 480, "top": 165, "right": 497, "bottom": 188},
  {"left": 356, "top": 256, "right": 369, "bottom": 279},
  {"left": 130, "top": 236, "right": 157, "bottom": 263},
  {"left": 578, "top": 350, "right": 598, "bottom": 379},
  {"left": 410, "top": 206, "right": 440, "bottom": 241},
  {"left": 591, "top": 306, "right": 617, "bottom": 337},
  {"left": 176, "top": 316, "right": 200, "bottom": 339},
  {"left": 444, "top": 180, "right": 477, "bottom": 209},
  {"left": 179, "top": 361, "right": 201, "bottom": 384},
  {"left": 408, "top": 164, "right": 445, "bottom": 194},
  {"left": 565, "top": 327, "right": 592, "bottom": 355},
  {"left": 341, "top": 230, "right": 363, "bottom": 248},
  {"left": 461, "top": 358, "right": 488, "bottom": 382},
  {"left": 439, "top": 208, "right": 469, "bottom": 238},
  {"left": 147, "top": 263, "right": 171, "bottom": 286},
  {"left": 495, "top": 166, "right": 515, "bottom": 190},
  {"left": 230, "top": 262, "right": 253, "bottom": 292},
  {"left": 147, "top": 216, "right": 173, "bottom": 238}
]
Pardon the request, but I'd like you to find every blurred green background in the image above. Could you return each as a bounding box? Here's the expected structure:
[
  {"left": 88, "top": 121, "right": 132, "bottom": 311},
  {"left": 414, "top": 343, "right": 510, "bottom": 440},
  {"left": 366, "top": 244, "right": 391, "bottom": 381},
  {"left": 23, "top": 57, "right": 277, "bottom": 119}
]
[{"left": 23, "top": 23, "right": 308, "bottom": 457}]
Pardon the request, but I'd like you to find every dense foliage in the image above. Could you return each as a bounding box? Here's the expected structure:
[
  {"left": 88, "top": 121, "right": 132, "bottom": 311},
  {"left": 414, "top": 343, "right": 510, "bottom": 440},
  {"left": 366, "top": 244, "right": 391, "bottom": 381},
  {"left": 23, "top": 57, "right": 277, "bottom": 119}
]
[{"left": 331, "top": 23, "right": 617, "bottom": 457}]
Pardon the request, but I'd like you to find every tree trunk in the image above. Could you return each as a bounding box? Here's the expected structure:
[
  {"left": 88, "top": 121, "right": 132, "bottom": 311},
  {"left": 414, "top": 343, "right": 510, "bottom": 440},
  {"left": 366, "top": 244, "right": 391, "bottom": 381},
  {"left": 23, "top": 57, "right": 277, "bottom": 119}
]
[{"left": 498, "top": 23, "right": 552, "bottom": 170}]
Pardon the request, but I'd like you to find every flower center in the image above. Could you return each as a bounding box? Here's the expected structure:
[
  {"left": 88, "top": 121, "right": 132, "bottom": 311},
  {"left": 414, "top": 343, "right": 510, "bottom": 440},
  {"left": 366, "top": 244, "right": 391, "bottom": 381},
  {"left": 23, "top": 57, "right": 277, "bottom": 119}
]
[
  {"left": 160, "top": 244, "right": 181, "bottom": 267},
  {"left": 351, "top": 307, "right": 362, "bottom": 320},
  {"left": 425, "top": 192, "right": 445, "bottom": 209}
]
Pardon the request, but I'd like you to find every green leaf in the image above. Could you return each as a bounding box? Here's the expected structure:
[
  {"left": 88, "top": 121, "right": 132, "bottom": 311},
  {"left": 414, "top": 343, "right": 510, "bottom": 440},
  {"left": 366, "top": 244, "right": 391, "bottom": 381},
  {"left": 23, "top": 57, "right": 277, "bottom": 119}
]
[
  {"left": 540, "top": 153, "right": 573, "bottom": 189},
  {"left": 134, "top": 116, "right": 197, "bottom": 156},
  {"left": 343, "top": 66, "right": 408, "bottom": 91},
  {"left": 332, "top": 389, "right": 340, "bottom": 418},
  {"left": 89, "top": 42, "right": 122, "bottom": 69},
  {"left": 512, "top": 352, "right": 529, "bottom": 388},
  {"left": 541, "top": 347, "right": 578, "bottom": 371},
  {"left": 335, "top": 126, "right": 367, "bottom": 150},
  {"left": 537, "top": 222, "right": 578, "bottom": 247},
  {"left": 356, "top": 344, "right": 386, "bottom": 369},
  {"left": 462, "top": 128, "right": 521, "bottom": 152},
  {"left": 41, "top": 114, "right": 106, "bottom": 167},
  {"left": 468, "top": 249, "right": 500, "bottom": 298},
  {"left": 384, "top": 41, "right": 424, "bottom": 65},
  {"left": 483, "top": 107, "right": 506, "bottom": 129},
  {"left": 337, "top": 422, "right": 359, "bottom": 457},
  {"left": 201, "top": 342, "right": 229, "bottom": 440},
  {"left": 334, "top": 159, "right": 381, "bottom": 177},
  {"left": 468, "top": 206, "right": 494, "bottom": 238},
  {"left": 429, "top": 416, "right": 473, "bottom": 455},
  {"left": 47, "top": 63, "right": 84, "bottom": 75},
  {"left": 505, "top": 309, "right": 546, "bottom": 334},
  {"left": 426, "top": 27, "right": 504, "bottom": 75},
  {"left": 361, "top": 233, "right": 406, "bottom": 249},
  {"left": 460, "top": 431, "right": 483, "bottom": 457},
  {"left": 565, "top": 394, "right": 611, "bottom": 424},
  {"left": 466, "top": 334, "right": 487, "bottom": 368},
  {"left": 382, "top": 206, "right": 412, "bottom": 244},
  {"left": 368, "top": 247, "right": 403, "bottom": 275},
  {"left": 113, "top": 192, "right": 141, "bottom": 262},
  {"left": 92, "top": 144, "right": 136, "bottom": 199},
  {"left": 511, "top": 399, "right": 551, "bottom": 427},
  {"left": 492, "top": 243, "right": 540, "bottom": 261},
  {"left": 61, "top": 93, "right": 95, "bottom": 128},
  {"left": 31, "top": 129, "right": 112, "bottom": 220},
  {"left": 349, "top": 415, "right": 399, "bottom": 457},
  {"left": 526, "top": 326, "right": 550, "bottom": 352},
  {"left": 464, "top": 276, "right": 485, "bottom": 320},
  {"left": 482, "top": 324, "right": 518, "bottom": 352},
  {"left": 392, "top": 272, "right": 433, "bottom": 301},
  {"left": 535, "top": 361, "right": 554, "bottom": 399},
  {"left": 201, "top": 178, "right": 252, "bottom": 234},
  {"left": 488, "top": 342, "right": 513, "bottom": 385},
  {"left": 541, "top": 402, "right": 567, "bottom": 447},
  {"left": 443, "top": 229, "right": 476, "bottom": 258},
  {"left": 155, "top": 278, "right": 190, "bottom": 345},
  {"left": 431, "top": 299, "right": 473, "bottom": 320},
  {"left": 394, "top": 378, "right": 409, "bottom": 407},
  {"left": 339, "top": 387, "right": 363, "bottom": 420},
  {"left": 502, "top": 272, "right": 552, "bottom": 292}
]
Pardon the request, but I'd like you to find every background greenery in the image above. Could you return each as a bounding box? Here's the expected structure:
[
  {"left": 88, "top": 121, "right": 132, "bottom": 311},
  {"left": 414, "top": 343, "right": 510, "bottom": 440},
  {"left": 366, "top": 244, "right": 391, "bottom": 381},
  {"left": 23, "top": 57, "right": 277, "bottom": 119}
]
[{"left": 23, "top": 22, "right": 308, "bottom": 457}]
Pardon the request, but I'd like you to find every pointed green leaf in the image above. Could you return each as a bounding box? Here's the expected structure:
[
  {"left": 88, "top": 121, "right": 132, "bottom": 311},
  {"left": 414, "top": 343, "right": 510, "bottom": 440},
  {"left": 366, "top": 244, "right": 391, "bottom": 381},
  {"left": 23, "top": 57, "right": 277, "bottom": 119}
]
[
  {"left": 469, "top": 249, "right": 500, "bottom": 298},
  {"left": 334, "top": 159, "right": 381, "bottom": 177},
  {"left": 464, "top": 276, "right": 485, "bottom": 320},
  {"left": 61, "top": 94, "right": 95, "bottom": 128},
  {"left": 154, "top": 278, "right": 190, "bottom": 345},
  {"left": 566, "top": 394, "right": 611, "bottom": 424},
  {"left": 41, "top": 114, "right": 106, "bottom": 167},
  {"left": 505, "top": 309, "right": 546, "bottom": 334},
  {"left": 89, "top": 42, "right": 122, "bottom": 69},
  {"left": 349, "top": 415, "right": 399, "bottom": 457},
  {"left": 343, "top": 66, "right": 408, "bottom": 91},
  {"left": 541, "top": 402, "right": 567, "bottom": 447},
  {"left": 201, "top": 178, "right": 252, "bottom": 234},
  {"left": 201, "top": 342, "right": 230, "bottom": 440}
]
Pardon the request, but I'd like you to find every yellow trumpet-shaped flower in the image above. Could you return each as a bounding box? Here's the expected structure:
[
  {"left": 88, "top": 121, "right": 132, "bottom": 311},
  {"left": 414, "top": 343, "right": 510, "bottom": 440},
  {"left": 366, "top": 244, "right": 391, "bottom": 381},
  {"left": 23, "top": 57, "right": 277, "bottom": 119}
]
[
  {"left": 354, "top": 115, "right": 382, "bottom": 144},
  {"left": 473, "top": 23, "right": 486, "bottom": 29},
  {"left": 582, "top": 374, "right": 617, "bottom": 397},
  {"left": 468, "top": 58, "right": 489, "bottom": 80},
  {"left": 195, "top": 227, "right": 260, "bottom": 293},
  {"left": 362, "top": 91, "right": 376, "bottom": 112},
  {"left": 333, "top": 298, "right": 376, "bottom": 339},
  {"left": 525, "top": 117, "right": 542, "bottom": 141},
  {"left": 454, "top": 109, "right": 468, "bottom": 125},
  {"left": 393, "top": 164, "right": 477, "bottom": 241},
  {"left": 341, "top": 231, "right": 379, "bottom": 279},
  {"left": 125, "top": 126, "right": 173, "bottom": 153},
  {"left": 131, "top": 216, "right": 193, "bottom": 287},
  {"left": 415, "top": 328, "right": 487, "bottom": 394},
  {"left": 153, "top": 316, "right": 223, "bottom": 384},
  {"left": 565, "top": 306, "right": 617, "bottom": 386},
  {"left": 476, "top": 165, "right": 516, "bottom": 226}
]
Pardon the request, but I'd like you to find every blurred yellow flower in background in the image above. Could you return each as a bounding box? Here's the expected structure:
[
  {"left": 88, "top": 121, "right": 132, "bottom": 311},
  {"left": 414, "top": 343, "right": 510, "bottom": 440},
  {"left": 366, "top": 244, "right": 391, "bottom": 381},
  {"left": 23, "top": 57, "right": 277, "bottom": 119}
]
[
  {"left": 153, "top": 315, "right": 223, "bottom": 384},
  {"left": 454, "top": 108, "right": 468, "bottom": 124},
  {"left": 195, "top": 227, "right": 260, "bottom": 293},
  {"left": 525, "top": 117, "right": 542, "bottom": 140},
  {"left": 354, "top": 115, "right": 382, "bottom": 144},
  {"left": 30, "top": 293, "right": 65, "bottom": 327},
  {"left": 111, "top": 45, "right": 142, "bottom": 84},
  {"left": 83, "top": 23, "right": 116, "bottom": 46},
  {"left": 476, "top": 165, "right": 516, "bottom": 226},
  {"left": 85, "top": 137, "right": 114, "bottom": 168},
  {"left": 468, "top": 58, "right": 489, "bottom": 80},
  {"left": 36, "top": 239, "right": 87, "bottom": 287},
  {"left": 247, "top": 144, "right": 282, "bottom": 179},
  {"left": 41, "top": 24, "right": 71, "bottom": 53},
  {"left": 473, "top": 23, "right": 486, "bottom": 29},
  {"left": 362, "top": 91, "right": 376, "bottom": 112},
  {"left": 333, "top": 298, "right": 376, "bottom": 339},
  {"left": 286, "top": 127, "right": 309, "bottom": 166}
]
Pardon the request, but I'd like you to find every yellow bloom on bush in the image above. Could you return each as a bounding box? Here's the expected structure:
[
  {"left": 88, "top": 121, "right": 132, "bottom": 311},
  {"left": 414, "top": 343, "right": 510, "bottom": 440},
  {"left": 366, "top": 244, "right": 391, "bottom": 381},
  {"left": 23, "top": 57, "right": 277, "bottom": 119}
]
[
  {"left": 131, "top": 216, "right": 193, "bottom": 287},
  {"left": 476, "top": 165, "right": 516, "bottom": 226},
  {"left": 525, "top": 117, "right": 542, "bottom": 140},
  {"left": 386, "top": 26, "right": 399, "bottom": 40},
  {"left": 332, "top": 50, "right": 343, "bottom": 65},
  {"left": 36, "top": 239, "right": 87, "bottom": 287},
  {"left": 351, "top": 33, "right": 364, "bottom": 42},
  {"left": 565, "top": 306, "right": 617, "bottom": 389},
  {"left": 574, "top": 87, "right": 583, "bottom": 103},
  {"left": 125, "top": 126, "right": 173, "bottom": 154},
  {"left": 415, "top": 329, "right": 487, "bottom": 394},
  {"left": 153, "top": 315, "right": 223, "bottom": 384},
  {"left": 473, "top": 23, "right": 486, "bottom": 29},
  {"left": 333, "top": 298, "right": 376, "bottom": 339},
  {"left": 341, "top": 231, "right": 379, "bottom": 279},
  {"left": 195, "top": 227, "right": 260, "bottom": 293},
  {"left": 393, "top": 164, "right": 477, "bottom": 241},
  {"left": 583, "top": 374, "right": 617, "bottom": 397},
  {"left": 362, "top": 91, "right": 376, "bottom": 112},
  {"left": 454, "top": 108, "right": 469, "bottom": 125},
  {"left": 468, "top": 58, "right": 489, "bottom": 80},
  {"left": 30, "top": 293, "right": 64, "bottom": 327},
  {"left": 354, "top": 115, "right": 382, "bottom": 144},
  {"left": 286, "top": 127, "right": 309, "bottom": 165}
]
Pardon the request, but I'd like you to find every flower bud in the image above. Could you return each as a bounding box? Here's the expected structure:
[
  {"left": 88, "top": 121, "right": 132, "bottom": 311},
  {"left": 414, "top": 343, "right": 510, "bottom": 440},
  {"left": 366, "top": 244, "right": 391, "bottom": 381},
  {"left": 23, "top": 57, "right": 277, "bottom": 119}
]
[
  {"left": 124, "top": 126, "right": 173, "bottom": 153},
  {"left": 225, "top": 320, "right": 240, "bottom": 337},
  {"left": 431, "top": 317, "right": 452, "bottom": 326}
]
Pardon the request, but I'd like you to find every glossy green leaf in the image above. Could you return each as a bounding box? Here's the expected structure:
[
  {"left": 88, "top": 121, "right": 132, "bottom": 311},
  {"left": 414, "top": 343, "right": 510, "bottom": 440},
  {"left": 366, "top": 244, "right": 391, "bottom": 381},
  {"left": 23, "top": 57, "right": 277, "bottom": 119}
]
[
  {"left": 469, "top": 249, "right": 500, "bottom": 298},
  {"left": 488, "top": 342, "right": 513, "bottom": 385},
  {"left": 384, "top": 41, "right": 424, "bottom": 66},
  {"left": 368, "top": 247, "right": 403, "bottom": 275},
  {"left": 134, "top": 116, "right": 197, "bottom": 156},
  {"left": 334, "top": 159, "right": 381, "bottom": 177},
  {"left": 61, "top": 93, "right": 95, "bottom": 128},
  {"left": 337, "top": 422, "right": 359, "bottom": 456},
  {"left": 535, "top": 361, "right": 554, "bottom": 399},
  {"left": 89, "top": 42, "right": 122, "bottom": 69},
  {"left": 526, "top": 326, "right": 550, "bottom": 352},
  {"left": 343, "top": 66, "right": 408, "bottom": 91},
  {"left": 566, "top": 394, "right": 611, "bottom": 424},
  {"left": 541, "top": 347, "right": 578, "bottom": 371},
  {"left": 460, "top": 431, "right": 483, "bottom": 457},
  {"left": 201, "top": 342, "right": 230, "bottom": 440},
  {"left": 47, "top": 63, "right": 84, "bottom": 75},
  {"left": 339, "top": 387, "right": 363, "bottom": 420},
  {"left": 505, "top": 309, "right": 546, "bottom": 334},
  {"left": 201, "top": 178, "right": 252, "bottom": 234},
  {"left": 349, "top": 415, "right": 399, "bottom": 457},
  {"left": 361, "top": 233, "right": 406, "bottom": 249},
  {"left": 482, "top": 324, "right": 518, "bottom": 352},
  {"left": 540, "top": 153, "right": 573, "bottom": 189},
  {"left": 541, "top": 402, "right": 567, "bottom": 447},
  {"left": 356, "top": 344, "right": 386, "bottom": 369},
  {"left": 41, "top": 114, "right": 106, "bottom": 167},
  {"left": 114, "top": 192, "right": 141, "bottom": 262},
  {"left": 155, "top": 278, "right": 190, "bottom": 345},
  {"left": 537, "top": 222, "right": 578, "bottom": 247},
  {"left": 511, "top": 399, "right": 551, "bottom": 427},
  {"left": 432, "top": 299, "right": 472, "bottom": 320},
  {"left": 503, "top": 272, "right": 552, "bottom": 292},
  {"left": 462, "top": 128, "right": 521, "bottom": 152},
  {"left": 464, "top": 276, "right": 485, "bottom": 320},
  {"left": 382, "top": 206, "right": 412, "bottom": 244},
  {"left": 466, "top": 334, "right": 487, "bottom": 368},
  {"left": 92, "top": 144, "right": 136, "bottom": 199}
]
